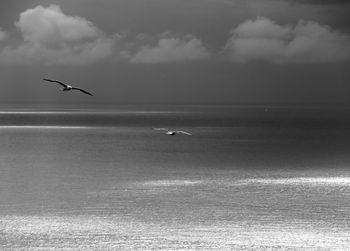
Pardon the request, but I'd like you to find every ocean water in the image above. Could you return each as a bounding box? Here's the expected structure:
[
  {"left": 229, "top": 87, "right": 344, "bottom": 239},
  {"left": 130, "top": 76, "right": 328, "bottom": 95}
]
[{"left": 0, "top": 105, "right": 350, "bottom": 250}]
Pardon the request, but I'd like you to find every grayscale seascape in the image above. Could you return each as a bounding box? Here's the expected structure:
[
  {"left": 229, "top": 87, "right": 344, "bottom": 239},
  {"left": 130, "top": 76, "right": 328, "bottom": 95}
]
[
  {"left": 1, "top": 0, "right": 350, "bottom": 249},
  {"left": 1, "top": 105, "right": 350, "bottom": 250}
]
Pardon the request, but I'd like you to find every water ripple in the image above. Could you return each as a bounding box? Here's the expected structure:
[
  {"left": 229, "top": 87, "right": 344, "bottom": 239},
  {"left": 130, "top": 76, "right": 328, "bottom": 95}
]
[{"left": 237, "top": 177, "right": 350, "bottom": 186}]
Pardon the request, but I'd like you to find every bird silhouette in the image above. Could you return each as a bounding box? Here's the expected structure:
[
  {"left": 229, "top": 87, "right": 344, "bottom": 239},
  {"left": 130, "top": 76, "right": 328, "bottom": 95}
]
[{"left": 43, "top": 78, "right": 93, "bottom": 96}]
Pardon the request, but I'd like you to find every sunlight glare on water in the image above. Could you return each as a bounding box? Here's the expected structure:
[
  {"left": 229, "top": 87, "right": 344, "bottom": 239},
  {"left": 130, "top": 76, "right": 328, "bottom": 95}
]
[{"left": 1, "top": 106, "right": 350, "bottom": 250}]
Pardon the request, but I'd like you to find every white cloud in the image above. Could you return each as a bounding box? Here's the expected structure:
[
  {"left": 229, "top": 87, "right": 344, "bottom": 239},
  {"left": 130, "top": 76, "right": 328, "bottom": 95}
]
[
  {"left": 16, "top": 5, "right": 98, "bottom": 45},
  {"left": 0, "top": 6, "right": 210, "bottom": 65},
  {"left": 4, "top": 5, "right": 347, "bottom": 66},
  {"left": 0, "top": 5, "right": 115, "bottom": 65},
  {"left": 130, "top": 34, "right": 210, "bottom": 63},
  {"left": 225, "top": 16, "right": 350, "bottom": 63}
]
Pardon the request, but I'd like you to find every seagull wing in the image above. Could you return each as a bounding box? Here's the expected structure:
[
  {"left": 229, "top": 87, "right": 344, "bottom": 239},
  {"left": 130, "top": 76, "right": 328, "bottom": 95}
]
[
  {"left": 177, "top": 131, "right": 192, "bottom": 135},
  {"left": 71, "top": 87, "right": 94, "bottom": 96},
  {"left": 154, "top": 128, "right": 168, "bottom": 131},
  {"left": 43, "top": 78, "right": 68, "bottom": 88}
]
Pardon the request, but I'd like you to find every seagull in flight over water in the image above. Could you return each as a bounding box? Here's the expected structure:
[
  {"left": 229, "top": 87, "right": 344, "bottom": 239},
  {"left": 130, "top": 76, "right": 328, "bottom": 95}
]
[
  {"left": 43, "top": 78, "right": 93, "bottom": 96},
  {"left": 154, "top": 128, "right": 192, "bottom": 136}
]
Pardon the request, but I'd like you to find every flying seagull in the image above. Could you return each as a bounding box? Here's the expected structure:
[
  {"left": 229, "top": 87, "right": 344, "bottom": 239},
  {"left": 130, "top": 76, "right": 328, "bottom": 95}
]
[
  {"left": 154, "top": 128, "right": 192, "bottom": 136},
  {"left": 43, "top": 78, "right": 93, "bottom": 96}
]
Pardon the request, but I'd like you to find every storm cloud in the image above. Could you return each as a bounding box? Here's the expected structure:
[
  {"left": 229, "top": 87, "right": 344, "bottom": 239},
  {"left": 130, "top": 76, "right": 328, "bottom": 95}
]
[{"left": 225, "top": 16, "right": 350, "bottom": 63}]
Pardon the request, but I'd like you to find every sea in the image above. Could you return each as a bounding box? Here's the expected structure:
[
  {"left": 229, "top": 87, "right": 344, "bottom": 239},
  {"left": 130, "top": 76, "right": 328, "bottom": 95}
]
[{"left": 0, "top": 104, "right": 350, "bottom": 250}]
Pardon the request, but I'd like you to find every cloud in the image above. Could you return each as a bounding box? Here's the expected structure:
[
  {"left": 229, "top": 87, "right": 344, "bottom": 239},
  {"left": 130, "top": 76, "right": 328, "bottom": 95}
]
[
  {"left": 224, "top": 16, "right": 350, "bottom": 63},
  {"left": 16, "top": 5, "right": 98, "bottom": 45},
  {"left": 129, "top": 34, "right": 211, "bottom": 63},
  {"left": 1, "top": 37, "right": 115, "bottom": 65},
  {"left": 0, "top": 5, "right": 115, "bottom": 65},
  {"left": 0, "top": 27, "right": 7, "bottom": 41},
  {"left": 0, "top": 5, "right": 210, "bottom": 65}
]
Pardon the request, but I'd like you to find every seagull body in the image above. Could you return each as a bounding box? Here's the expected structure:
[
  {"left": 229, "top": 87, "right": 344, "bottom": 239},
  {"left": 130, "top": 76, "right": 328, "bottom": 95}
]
[
  {"left": 43, "top": 78, "right": 93, "bottom": 96},
  {"left": 154, "top": 128, "right": 192, "bottom": 136}
]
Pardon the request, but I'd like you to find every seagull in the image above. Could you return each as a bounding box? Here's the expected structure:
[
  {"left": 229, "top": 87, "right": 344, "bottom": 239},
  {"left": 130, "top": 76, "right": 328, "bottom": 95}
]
[
  {"left": 154, "top": 128, "right": 192, "bottom": 136},
  {"left": 43, "top": 78, "right": 93, "bottom": 96}
]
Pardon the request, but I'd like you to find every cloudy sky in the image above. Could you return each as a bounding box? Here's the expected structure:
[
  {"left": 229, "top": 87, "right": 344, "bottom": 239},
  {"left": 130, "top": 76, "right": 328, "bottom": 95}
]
[{"left": 0, "top": 0, "right": 350, "bottom": 105}]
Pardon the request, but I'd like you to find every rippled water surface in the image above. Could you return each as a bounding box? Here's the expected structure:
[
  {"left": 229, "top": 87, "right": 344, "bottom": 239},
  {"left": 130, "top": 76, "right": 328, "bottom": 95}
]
[{"left": 1, "top": 106, "right": 350, "bottom": 250}]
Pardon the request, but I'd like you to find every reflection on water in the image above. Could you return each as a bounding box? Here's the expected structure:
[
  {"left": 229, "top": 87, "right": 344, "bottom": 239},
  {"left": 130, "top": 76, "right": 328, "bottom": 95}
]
[
  {"left": 1, "top": 173, "right": 350, "bottom": 250},
  {"left": 0, "top": 125, "right": 91, "bottom": 129},
  {"left": 237, "top": 177, "right": 350, "bottom": 186},
  {"left": 1, "top": 107, "right": 350, "bottom": 250},
  {"left": 1, "top": 212, "right": 349, "bottom": 250}
]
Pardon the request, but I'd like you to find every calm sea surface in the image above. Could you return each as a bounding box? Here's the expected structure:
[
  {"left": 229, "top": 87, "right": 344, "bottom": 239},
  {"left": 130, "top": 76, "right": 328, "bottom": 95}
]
[{"left": 0, "top": 105, "right": 350, "bottom": 250}]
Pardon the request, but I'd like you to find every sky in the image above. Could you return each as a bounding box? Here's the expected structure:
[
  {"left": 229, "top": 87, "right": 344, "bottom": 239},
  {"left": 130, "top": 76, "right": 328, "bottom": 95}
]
[{"left": 0, "top": 0, "right": 350, "bottom": 105}]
